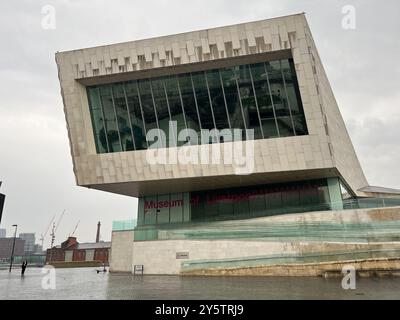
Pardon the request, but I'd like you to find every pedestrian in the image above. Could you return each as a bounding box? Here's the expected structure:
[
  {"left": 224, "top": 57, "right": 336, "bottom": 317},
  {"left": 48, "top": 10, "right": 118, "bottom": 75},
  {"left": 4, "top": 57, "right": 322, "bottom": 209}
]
[{"left": 21, "top": 260, "right": 28, "bottom": 276}]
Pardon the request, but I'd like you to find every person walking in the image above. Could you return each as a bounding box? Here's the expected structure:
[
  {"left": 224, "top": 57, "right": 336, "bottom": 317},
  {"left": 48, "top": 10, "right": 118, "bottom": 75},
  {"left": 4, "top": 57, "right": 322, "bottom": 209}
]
[{"left": 21, "top": 260, "right": 28, "bottom": 276}]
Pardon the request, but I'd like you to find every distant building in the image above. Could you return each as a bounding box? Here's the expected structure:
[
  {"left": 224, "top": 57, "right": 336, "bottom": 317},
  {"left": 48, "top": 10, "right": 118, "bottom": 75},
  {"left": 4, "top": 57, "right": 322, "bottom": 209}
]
[
  {"left": 45, "top": 236, "right": 111, "bottom": 265},
  {"left": 0, "top": 228, "right": 6, "bottom": 238},
  {"left": 34, "top": 244, "right": 43, "bottom": 254},
  {"left": 19, "top": 233, "right": 36, "bottom": 254},
  {"left": 0, "top": 238, "right": 25, "bottom": 260}
]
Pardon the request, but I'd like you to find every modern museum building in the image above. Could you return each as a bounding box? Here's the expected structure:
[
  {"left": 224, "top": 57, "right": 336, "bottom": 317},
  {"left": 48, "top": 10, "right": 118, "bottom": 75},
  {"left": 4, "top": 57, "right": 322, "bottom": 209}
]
[{"left": 56, "top": 13, "right": 400, "bottom": 274}]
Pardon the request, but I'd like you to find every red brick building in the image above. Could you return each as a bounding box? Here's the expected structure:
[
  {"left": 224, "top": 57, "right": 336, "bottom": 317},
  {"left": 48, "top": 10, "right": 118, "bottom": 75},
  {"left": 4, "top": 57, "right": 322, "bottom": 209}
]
[{"left": 46, "top": 237, "right": 110, "bottom": 265}]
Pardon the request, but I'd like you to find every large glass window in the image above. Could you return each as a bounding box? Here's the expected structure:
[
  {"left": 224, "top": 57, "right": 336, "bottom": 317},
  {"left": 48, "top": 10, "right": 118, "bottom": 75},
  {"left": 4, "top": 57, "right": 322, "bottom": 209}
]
[
  {"left": 87, "top": 57, "right": 308, "bottom": 154},
  {"left": 190, "top": 179, "right": 330, "bottom": 223}
]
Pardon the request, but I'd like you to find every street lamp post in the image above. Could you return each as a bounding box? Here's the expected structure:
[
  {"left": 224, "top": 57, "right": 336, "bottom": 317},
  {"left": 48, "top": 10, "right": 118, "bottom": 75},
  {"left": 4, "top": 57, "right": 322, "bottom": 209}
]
[{"left": 9, "top": 224, "right": 18, "bottom": 272}]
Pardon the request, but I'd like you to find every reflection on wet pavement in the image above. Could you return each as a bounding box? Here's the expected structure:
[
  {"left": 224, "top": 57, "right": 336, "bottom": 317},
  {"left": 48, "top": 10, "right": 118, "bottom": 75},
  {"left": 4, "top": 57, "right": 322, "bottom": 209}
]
[{"left": 1, "top": 267, "right": 399, "bottom": 300}]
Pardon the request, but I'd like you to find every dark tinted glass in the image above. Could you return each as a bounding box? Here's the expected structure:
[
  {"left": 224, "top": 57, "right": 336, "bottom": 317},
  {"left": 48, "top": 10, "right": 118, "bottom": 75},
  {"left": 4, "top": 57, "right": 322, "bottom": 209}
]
[{"left": 87, "top": 58, "right": 308, "bottom": 154}]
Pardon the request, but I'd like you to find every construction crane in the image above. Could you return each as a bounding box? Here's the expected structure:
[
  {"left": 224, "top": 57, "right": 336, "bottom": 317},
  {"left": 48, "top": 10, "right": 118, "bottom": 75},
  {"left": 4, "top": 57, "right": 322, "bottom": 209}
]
[
  {"left": 70, "top": 220, "right": 80, "bottom": 237},
  {"left": 49, "top": 209, "right": 66, "bottom": 263},
  {"left": 55, "top": 209, "right": 65, "bottom": 234},
  {"left": 40, "top": 214, "right": 55, "bottom": 249}
]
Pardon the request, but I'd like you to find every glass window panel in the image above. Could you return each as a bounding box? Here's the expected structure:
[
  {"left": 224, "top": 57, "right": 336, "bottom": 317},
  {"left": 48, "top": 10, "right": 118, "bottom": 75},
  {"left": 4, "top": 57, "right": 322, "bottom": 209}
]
[
  {"left": 318, "top": 185, "right": 330, "bottom": 205},
  {"left": 236, "top": 65, "right": 263, "bottom": 139},
  {"left": 281, "top": 59, "right": 299, "bottom": 114},
  {"left": 292, "top": 114, "right": 308, "bottom": 136},
  {"left": 169, "top": 193, "right": 184, "bottom": 223},
  {"left": 190, "top": 193, "right": 204, "bottom": 221},
  {"left": 156, "top": 194, "right": 170, "bottom": 224},
  {"left": 124, "top": 81, "right": 147, "bottom": 150},
  {"left": 276, "top": 116, "right": 295, "bottom": 137},
  {"left": 151, "top": 79, "right": 172, "bottom": 146},
  {"left": 212, "top": 190, "right": 234, "bottom": 220},
  {"left": 261, "top": 119, "right": 279, "bottom": 138},
  {"left": 93, "top": 133, "right": 108, "bottom": 153},
  {"left": 233, "top": 200, "right": 249, "bottom": 217},
  {"left": 137, "top": 80, "right": 158, "bottom": 146},
  {"left": 249, "top": 194, "right": 266, "bottom": 217},
  {"left": 87, "top": 87, "right": 108, "bottom": 153},
  {"left": 249, "top": 63, "right": 279, "bottom": 138},
  {"left": 143, "top": 196, "right": 157, "bottom": 225},
  {"left": 203, "top": 201, "right": 220, "bottom": 219},
  {"left": 283, "top": 59, "right": 308, "bottom": 136},
  {"left": 217, "top": 198, "right": 234, "bottom": 219},
  {"left": 266, "top": 192, "right": 282, "bottom": 210},
  {"left": 205, "top": 69, "right": 230, "bottom": 130},
  {"left": 266, "top": 60, "right": 295, "bottom": 137},
  {"left": 177, "top": 74, "right": 201, "bottom": 144},
  {"left": 339, "top": 180, "right": 352, "bottom": 200},
  {"left": 220, "top": 67, "right": 245, "bottom": 131},
  {"left": 99, "top": 86, "right": 122, "bottom": 152},
  {"left": 111, "top": 84, "right": 135, "bottom": 151},
  {"left": 300, "top": 187, "right": 319, "bottom": 205},
  {"left": 165, "top": 76, "right": 187, "bottom": 147},
  {"left": 191, "top": 71, "right": 215, "bottom": 131},
  {"left": 284, "top": 189, "right": 300, "bottom": 208}
]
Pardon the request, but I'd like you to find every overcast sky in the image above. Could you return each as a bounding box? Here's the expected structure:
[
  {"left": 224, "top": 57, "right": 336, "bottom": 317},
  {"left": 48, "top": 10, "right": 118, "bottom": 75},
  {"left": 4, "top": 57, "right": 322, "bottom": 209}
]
[{"left": 0, "top": 0, "right": 399, "bottom": 245}]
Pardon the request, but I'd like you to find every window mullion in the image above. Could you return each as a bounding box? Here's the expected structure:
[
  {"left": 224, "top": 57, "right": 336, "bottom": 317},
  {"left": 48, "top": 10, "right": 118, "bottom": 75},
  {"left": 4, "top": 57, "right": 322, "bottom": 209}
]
[
  {"left": 149, "top": 80, "right": 163, "bottom": 148},
  {"left": 264, "top": 63, "right": 280, "bottom": 137},
  {"left": 136, "top": 81, "right": 149, "bottom": 149},
  {"left": 97, "top": 87, "right": 110, "bottom": 153},
  {"left": 248, "top": 65, "right": 265, "bottom": 139},
  {"left": 122, "top": 83, "right": 137, "bottom": 150}
]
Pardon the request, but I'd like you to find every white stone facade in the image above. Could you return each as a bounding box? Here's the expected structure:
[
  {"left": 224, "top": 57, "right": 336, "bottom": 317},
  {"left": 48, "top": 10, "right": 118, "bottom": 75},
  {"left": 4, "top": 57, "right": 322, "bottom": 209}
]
[
  {"left": 56, "top": 13, "right": 368, "bottom": 197},
  {"left": 109, "top": 230, "right": 134, "bottom": 273}
]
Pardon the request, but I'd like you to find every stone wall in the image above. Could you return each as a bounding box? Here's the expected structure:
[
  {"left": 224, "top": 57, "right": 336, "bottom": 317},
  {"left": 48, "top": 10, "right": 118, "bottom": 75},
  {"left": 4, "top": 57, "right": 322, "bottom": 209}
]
[
  {"left": 109, "top": 230, "right": 134, "bottom": 273},
  {"left": 181, "top": 258, "right": 400, "bottom": 277},
  {"left": 132, "top": 239, "right": 292, "bottom": 275},
  {"left": 129, "top": 207, "right": 400, "bottom": 275}
]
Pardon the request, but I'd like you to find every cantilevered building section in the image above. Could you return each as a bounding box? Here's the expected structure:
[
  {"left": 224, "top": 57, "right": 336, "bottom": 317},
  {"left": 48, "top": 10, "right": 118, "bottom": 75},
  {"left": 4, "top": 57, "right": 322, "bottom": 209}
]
[{"left": 56, "top": 13, "right": 400, "bottom": 274}]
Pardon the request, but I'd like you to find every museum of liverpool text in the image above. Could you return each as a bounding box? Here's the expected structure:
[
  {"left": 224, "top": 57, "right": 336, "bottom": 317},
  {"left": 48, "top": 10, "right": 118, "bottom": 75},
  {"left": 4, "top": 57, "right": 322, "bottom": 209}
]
[{"left": 56, "top": 13, "right": 400, "bottom": 274}]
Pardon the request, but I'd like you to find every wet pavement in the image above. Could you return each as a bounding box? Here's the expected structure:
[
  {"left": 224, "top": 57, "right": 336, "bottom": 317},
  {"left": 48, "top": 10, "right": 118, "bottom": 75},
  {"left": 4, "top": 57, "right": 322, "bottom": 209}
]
[{"left": 0, "top": 267, "right": 399, "bottom": 300}]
